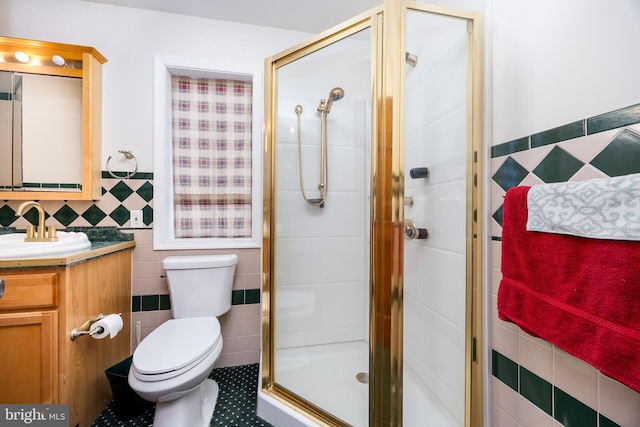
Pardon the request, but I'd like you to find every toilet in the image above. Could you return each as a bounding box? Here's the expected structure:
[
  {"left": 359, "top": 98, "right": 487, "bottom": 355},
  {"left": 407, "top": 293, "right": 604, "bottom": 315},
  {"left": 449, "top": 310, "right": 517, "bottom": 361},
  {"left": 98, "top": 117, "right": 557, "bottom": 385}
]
[{"left": 128, "top": 254, "right": 237, "bottom": 427}]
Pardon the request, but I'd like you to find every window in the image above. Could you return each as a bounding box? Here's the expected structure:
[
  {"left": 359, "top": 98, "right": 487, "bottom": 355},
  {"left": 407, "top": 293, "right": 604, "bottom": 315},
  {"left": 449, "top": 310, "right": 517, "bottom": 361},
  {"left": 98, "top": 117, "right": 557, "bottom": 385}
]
[{"left": 153, "top": 56, "right": 262, "bottom": 249}]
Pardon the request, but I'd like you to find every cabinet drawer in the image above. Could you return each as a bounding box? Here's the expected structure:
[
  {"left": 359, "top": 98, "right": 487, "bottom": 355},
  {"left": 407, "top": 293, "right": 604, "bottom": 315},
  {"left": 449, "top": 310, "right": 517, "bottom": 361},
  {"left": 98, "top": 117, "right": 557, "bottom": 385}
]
[{"left": 0, "top": 273, "right": 58, "bottom": 310}]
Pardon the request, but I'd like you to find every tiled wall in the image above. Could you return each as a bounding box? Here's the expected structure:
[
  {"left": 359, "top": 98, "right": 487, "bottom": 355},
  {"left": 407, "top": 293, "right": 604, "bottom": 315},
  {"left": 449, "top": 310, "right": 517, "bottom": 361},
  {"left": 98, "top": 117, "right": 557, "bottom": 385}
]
[
  {"left": 490, "top": 103, "right": 640, "bottom": 427},
  {"left": 0, "top": 172, "right": 262, "bottom": 368}
]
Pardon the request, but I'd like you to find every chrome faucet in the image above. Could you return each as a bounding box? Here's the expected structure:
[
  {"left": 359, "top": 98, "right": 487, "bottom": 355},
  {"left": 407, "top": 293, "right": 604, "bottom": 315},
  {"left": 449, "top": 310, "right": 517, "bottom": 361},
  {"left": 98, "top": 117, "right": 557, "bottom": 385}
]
[{"left": 15, "top": 201, "right": 61, "bottom": 242}]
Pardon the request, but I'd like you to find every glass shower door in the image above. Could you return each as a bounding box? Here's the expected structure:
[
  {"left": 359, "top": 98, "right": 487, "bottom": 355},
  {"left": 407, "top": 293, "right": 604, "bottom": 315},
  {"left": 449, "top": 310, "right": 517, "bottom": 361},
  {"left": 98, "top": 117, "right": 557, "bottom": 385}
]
[
  {"left": 403, "top": 9, "right": 474, "bottom": 427},
  {"left": 271, "top": 26, "right": 373, "bottom": 427}
]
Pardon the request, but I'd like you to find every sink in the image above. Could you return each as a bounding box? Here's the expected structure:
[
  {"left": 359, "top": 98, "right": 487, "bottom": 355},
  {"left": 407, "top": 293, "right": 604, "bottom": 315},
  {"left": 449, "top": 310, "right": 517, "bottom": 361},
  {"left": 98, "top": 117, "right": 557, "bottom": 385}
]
[{"left": 0, "top": 231, "right": 92, "bottom": 259}]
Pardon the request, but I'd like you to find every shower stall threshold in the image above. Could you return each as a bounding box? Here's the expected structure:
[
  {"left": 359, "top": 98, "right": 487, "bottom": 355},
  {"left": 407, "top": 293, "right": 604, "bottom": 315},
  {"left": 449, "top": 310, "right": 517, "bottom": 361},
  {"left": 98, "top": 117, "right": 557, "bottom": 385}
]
[{"left": 258, "top": 341, "right": 459, "bottom": 426}]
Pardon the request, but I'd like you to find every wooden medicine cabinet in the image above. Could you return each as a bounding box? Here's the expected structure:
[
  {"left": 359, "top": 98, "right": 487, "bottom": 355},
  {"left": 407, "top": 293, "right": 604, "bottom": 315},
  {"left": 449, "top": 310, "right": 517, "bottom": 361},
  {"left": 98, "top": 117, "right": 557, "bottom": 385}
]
[{"left": 0, "top": 36, "right": 106, "bottom": 200}]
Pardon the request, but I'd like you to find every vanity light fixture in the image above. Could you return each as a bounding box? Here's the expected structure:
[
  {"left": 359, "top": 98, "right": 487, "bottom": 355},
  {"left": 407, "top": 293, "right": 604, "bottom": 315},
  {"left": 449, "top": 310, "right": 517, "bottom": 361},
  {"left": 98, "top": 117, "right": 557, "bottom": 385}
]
[
  {"left": 14, "top": 51, "right": 29, "bottom": 63},
  {"left": 52, "top": 54, "right": 66, "bottom": 66}
]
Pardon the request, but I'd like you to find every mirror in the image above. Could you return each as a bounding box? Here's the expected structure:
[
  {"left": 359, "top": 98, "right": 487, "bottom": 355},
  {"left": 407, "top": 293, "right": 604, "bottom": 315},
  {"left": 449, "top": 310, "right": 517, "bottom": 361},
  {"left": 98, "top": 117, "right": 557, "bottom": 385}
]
[
  {"left": 1, "top": 71, "right": 83, "bottom": 191},
  {"left": 0, "top": 37, "right": 106, "bottom": 200}
]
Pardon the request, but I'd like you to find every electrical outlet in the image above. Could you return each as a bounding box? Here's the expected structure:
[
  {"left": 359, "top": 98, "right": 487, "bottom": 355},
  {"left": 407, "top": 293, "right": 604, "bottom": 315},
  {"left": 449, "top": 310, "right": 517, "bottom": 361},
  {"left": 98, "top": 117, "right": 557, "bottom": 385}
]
[{"left": 130, "top": 210, "right": 143, "bottom": 228}]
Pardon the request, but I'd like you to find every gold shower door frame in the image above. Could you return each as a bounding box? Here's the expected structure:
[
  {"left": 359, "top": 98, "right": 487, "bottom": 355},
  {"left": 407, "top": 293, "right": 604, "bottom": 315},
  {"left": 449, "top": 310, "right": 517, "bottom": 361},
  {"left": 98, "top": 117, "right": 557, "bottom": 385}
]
[{"left": 262, "top": 1, "right": 483, "bottom": 426}]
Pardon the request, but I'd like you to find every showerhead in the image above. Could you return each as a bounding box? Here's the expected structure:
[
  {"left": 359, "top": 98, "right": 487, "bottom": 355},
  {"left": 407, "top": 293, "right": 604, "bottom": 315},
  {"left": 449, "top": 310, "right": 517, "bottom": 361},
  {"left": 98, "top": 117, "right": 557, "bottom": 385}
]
[{"left": 324, "top": 87, "right": 344, "bottom": 114}]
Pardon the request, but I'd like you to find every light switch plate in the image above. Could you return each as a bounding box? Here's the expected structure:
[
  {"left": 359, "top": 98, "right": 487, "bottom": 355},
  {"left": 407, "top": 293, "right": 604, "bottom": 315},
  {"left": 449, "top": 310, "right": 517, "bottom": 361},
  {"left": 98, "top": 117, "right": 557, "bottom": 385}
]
[{"left": 130, "top": 210, "right": 143, "bottom": 228}]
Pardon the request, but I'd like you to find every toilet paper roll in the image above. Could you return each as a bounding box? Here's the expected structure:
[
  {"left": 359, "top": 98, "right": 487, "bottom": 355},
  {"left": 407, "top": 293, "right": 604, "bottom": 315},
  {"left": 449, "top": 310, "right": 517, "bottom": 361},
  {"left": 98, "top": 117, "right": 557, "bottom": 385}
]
[{"left": 90, "top": 314, "right": 123, "bottom": 339}]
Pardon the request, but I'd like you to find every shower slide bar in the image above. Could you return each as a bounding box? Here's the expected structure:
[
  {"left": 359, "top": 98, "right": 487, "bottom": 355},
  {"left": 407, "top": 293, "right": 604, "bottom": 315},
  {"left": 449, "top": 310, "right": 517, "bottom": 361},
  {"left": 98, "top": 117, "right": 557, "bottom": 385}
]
[{"left": 294, "top": 87, "right": 344, "bottom": 208}]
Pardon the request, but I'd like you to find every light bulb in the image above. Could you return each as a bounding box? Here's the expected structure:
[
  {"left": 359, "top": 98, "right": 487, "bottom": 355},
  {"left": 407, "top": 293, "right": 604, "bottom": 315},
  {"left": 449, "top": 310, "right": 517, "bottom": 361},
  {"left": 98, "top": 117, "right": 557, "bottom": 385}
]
[
  {"left": 14, "top": 51, "right": 29, "bottom": 63},
  {"left": 52, "top": 55, "right": 66, "bottom": 66}
]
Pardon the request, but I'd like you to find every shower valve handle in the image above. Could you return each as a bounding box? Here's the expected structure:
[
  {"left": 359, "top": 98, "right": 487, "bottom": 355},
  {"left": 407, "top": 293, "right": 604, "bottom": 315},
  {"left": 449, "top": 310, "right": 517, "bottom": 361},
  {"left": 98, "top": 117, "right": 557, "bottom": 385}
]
[
  {"left": 404, "top": 220, "right": 429, "bottom": 240},
  {"left": 409, "top": 167, "right": 430, "bottom": 179}
]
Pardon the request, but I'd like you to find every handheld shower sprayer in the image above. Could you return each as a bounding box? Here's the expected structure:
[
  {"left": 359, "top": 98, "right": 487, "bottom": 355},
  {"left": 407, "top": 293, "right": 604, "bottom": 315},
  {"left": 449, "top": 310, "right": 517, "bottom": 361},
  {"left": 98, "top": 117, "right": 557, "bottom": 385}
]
[{"left": 319, "top": 87, "right": 344, "bottom": 114}]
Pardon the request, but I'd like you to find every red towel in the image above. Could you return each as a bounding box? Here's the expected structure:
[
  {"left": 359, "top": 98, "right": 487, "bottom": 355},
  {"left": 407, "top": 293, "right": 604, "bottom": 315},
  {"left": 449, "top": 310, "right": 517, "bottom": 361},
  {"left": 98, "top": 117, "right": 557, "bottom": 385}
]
[{"left": 497, "top": 185, "right": 640, "bottom": 392}]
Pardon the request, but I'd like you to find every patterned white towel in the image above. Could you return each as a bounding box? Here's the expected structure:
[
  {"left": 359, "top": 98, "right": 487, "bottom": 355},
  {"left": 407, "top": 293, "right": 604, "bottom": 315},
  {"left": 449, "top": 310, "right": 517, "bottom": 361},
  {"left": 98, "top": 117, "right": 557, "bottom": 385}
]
[{"left": 526, "top": 173, "right": 640, "bottom": 240}]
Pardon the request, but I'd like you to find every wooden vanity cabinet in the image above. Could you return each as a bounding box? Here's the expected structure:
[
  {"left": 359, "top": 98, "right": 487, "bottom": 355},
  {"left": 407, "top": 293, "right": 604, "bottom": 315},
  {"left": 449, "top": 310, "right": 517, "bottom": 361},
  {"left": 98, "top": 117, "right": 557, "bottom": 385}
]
[{"left": 0, "top": 248, "right": 132, "bottom": 427}]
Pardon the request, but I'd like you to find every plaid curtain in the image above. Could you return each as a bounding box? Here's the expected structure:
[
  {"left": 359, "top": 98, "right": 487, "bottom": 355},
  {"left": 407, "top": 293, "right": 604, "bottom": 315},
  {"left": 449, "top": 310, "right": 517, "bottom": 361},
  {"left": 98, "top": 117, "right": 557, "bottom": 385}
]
[{"left": 171, "top": 76, "right": 252, "bottom": 238}]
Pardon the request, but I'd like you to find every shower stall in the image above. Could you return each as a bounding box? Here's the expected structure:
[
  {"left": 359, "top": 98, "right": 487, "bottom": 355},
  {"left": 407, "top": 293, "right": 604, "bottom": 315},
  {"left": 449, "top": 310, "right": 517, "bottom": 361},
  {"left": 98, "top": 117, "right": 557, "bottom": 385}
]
[{"left": 260, "top": 1, "right": 483, "bottom": 426}]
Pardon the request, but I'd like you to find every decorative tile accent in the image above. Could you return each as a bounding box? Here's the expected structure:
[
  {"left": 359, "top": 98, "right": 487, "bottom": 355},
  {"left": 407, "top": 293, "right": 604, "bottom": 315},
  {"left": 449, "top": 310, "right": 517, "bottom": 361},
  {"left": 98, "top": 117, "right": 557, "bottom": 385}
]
[
  {"left": 531, "top": 120, "right": 585, "bottom": 148},
  {"left": 590, "top": 128, "right": 640, "bottom": 177},
  {"left": 110, "top": 205, "right": 132, "bottom": 226},
  {"left": 554, "top": 387, "right": 597, "bottom": 427},
  {"left": 82, "top": 205, "right": 108, "bottom": 226},
  {"left": 492, "top": 351, "right": 621, "bottom": 427},
  {"left": 131, "top": 296, "right": 141, "bottom": 313},
  {"left": 587, "top": 103, "right": 640, "bottom": 135},
  {"left": 0, "top": 172, "right": 154, "bottom": 229},
  {"left": 133, "top": 290, "right": 261, "bottom": 313},
  {"left": 232, "top": 290, "right": 245, "bottom": 305},
  {"left": 600, "top": 414, "right": 623, "bottom": 427},
  {"left": 136, "top": 182, "right": 154, "bottom": 203},
  {"left": 520, "top": 366, "right": 552, "bottom": 415},
  {"left": 245, "top": 289, "right": 261, "bottom": 304},
  {"left": 110, "top": 181, "right": 135, "bottom": 202},
  {"left": 492, "top": 350, "right": 518, "bottom": 392},
  {"left": 0, "top": 205, "right": 17, "bottom": 227},
  {"left": 490, "top": 102, "right": 640, "bottom": 235},
  {"left": 52, "top": 205, "right": 80, "bottom": 226},
  {"left": 141, "top": 205, "right": 153, "bottom": 226},
  {"left": 159, "top": 295, "right": 171, "bottom": 311},
  {"left": 492, "top": 205, "right": 503, "bottom": 228},
  {"left": 491, "top": 136, "right": 529, "bottom": 158},
  {"left": 231, "top": 289, "right": 262, "bottom": 306},
  {"left": 531, "top": 146, "right": 584, "bottom": 183},
  {"left": 141, "top": 295, "right": 160, "bottom": 312},
  {"left": 491, "top": 104, "right": 639, "bottom": 427},
  {"left": 492, "top": 157, "right": 529, "bottom": 191}
]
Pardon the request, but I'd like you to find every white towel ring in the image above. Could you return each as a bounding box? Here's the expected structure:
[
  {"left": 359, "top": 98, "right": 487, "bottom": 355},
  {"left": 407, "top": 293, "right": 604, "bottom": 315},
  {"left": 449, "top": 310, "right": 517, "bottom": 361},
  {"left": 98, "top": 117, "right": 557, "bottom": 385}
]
[{"left": 106, "top": 150, "right": 138, "bottom": 179}]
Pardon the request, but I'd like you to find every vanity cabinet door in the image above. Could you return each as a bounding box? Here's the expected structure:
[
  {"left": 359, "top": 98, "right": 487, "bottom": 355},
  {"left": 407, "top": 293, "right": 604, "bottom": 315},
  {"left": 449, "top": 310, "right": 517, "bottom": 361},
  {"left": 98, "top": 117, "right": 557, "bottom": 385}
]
[{"left": 0, "top": 311, "right": 58, "bottom": 403}]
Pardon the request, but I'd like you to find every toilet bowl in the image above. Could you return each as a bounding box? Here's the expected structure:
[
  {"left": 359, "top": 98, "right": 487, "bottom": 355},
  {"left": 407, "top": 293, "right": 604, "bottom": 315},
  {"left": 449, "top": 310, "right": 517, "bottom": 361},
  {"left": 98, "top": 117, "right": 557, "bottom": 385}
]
[{"left": 128, "top": 254, "right": 237, "bottom": 427}]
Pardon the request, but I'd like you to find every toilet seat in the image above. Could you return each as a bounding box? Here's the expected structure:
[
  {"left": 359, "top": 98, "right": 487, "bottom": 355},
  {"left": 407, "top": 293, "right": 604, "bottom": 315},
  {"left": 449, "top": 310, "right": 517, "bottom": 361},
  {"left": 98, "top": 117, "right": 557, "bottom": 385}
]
[{"left": 132, "top": 317, "right": 221, "bottom": 382}]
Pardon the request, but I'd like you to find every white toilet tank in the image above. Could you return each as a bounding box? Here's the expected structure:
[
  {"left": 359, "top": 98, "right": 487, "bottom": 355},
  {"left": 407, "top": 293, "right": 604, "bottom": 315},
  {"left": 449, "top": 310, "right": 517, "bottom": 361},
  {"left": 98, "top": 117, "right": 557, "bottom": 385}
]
[{"left": 162, "top": 254, "right": 238, "bottom": 318}]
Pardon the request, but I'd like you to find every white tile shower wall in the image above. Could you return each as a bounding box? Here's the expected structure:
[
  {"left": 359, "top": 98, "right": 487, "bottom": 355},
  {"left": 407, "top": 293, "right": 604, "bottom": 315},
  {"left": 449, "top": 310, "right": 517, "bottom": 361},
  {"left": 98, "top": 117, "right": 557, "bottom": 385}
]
[
  {"left": 130, "top": 229, "right": 261, "bottom": 368},
  {"left": 403, "top": 17, "right": 468, "bottom": 425},
  {"left": 275, "top": 95, "right": 368, "bottom": 348}
]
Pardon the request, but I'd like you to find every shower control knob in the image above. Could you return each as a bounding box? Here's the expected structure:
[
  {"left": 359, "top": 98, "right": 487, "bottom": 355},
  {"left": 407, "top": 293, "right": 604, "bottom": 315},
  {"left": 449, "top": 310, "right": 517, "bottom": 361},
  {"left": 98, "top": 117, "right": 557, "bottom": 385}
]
[
  {"left": 409, "top": 167, "right": 430, "bottom": 179},
  {"left": 404, "top": 220, "right": 429, "bottom": 240}
]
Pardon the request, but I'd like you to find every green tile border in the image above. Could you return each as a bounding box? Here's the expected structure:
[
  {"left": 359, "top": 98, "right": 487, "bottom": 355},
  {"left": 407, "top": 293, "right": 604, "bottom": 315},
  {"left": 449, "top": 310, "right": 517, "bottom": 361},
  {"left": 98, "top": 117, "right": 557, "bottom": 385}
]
[
  {"left": 554, "top": 387, "right": 596, "bottom": 427},
  {"left": 587, "top": 103, "right": 640, "bottom": 135},
  {"left": 490, "top": 102, "right": 640, "bottom": 239},
  {"left": 530, "top": 120, "right": 585, "bottom": 148},
  {"left": 492, "top": 350, "right": 622, "bottom": 427},
  {"left": 232, "top": 289, "right": 262, "bottom": 305},
  {"left": 520, "top": 366, "right": 552, "bottom": 415},
  {"left": 600, "top": 414, "right": 622, "bottom": 427},
  {"left": 490, "top": 102, "right": 640, "bottom": 159},
  {"left": 492, "top": 350, "right": 518, "bottom": 392},
  {"left": 491, "top": 136, "right": 529, "bottom": 158},
  {"left": 101, "top": 171, "right": 154, "bottom": 180},
  {"left": 132, "top": 289, "right": 261, "bottom": 312}
]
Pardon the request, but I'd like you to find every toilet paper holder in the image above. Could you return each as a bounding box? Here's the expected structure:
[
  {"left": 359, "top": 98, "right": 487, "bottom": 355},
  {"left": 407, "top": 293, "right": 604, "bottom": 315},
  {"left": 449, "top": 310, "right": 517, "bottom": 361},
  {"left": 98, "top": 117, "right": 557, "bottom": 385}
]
[{"left": 70, "top": 313, "right": 120, "bottom": 341}]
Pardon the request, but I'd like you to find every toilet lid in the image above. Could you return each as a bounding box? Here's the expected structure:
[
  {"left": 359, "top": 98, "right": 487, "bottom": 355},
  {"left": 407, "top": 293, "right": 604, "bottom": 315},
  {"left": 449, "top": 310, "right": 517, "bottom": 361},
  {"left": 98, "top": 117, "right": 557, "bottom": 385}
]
[{"left": 133, "top": 317, "right": 221, "bottom": 376}]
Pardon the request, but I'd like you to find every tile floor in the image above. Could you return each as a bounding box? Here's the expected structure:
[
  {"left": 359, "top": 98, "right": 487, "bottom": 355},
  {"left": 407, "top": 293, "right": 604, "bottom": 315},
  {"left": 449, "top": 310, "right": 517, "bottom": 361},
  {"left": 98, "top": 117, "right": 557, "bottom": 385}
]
[{"left": 91, "top": 364, "right": 274, "bottom": 427}]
